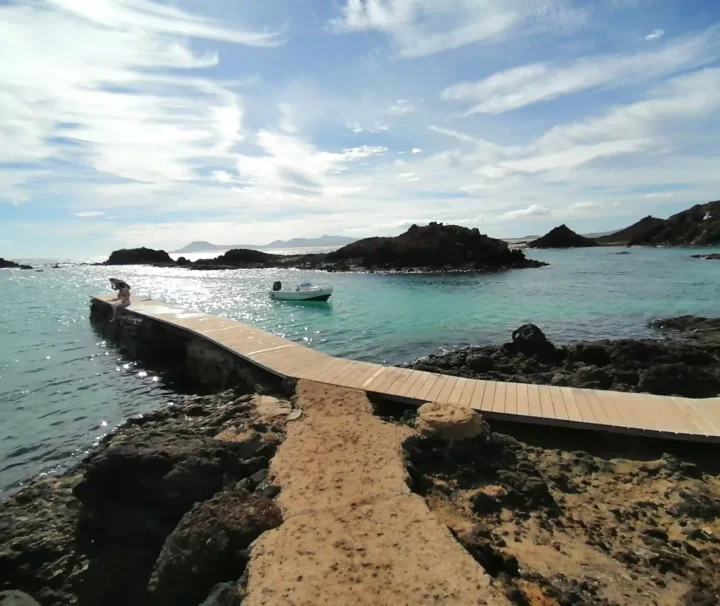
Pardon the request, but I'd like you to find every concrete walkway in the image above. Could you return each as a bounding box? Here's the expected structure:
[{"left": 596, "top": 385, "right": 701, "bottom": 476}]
[{"left": 243, "top": 381, "right": 508, "bottom": 605}]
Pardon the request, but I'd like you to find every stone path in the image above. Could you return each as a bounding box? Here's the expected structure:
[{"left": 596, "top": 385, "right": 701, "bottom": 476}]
[{"left": 242, "top": 380, "right": 509, "bottom": 605}]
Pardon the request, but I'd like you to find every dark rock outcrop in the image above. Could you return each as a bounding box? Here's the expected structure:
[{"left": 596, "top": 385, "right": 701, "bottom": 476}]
[
  {"left": 691, "top": 253, "right": 720, "bottom": 260},
  {"left": 327, "top": 223, "right": 546, "bottom": 272},
  {"left": 529, "top": 225, "right": 598, "bottom": 249},
  {"left": 105, "top": 247, "right": 174, "bottom": 265},
  {"left": 147, "top": 491, "right": 281, "bottom": 606},
  {"left": 595, "top": 216, "right": 665, "bottom": 245},
  {"left": 629, "top": 200, "right": 720, "bottom": 247},
  {"left": 0, "top": 391, "right": 288, "bottom": 606},
  {"left": 0, "top": 258, "right": 32, "bottom": 270},
  {"left": 192, "top": 249, "right": 277, "bottom": 270},
  {"left": 406, "top": 319, "right": 720, "bottom": 398}
]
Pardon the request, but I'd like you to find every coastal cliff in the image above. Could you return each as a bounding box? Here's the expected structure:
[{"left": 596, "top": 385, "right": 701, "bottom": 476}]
[
  {"left": 0, "top": 258, "right": 32, "bottom": 270},
  {"left": 628, "top": 200, "right": 720, "bottom": 247}
]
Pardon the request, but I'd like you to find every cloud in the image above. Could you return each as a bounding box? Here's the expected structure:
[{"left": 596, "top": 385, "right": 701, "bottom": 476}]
[
  {"left": 411, "top": 148, "right": 422, "bottom": 154},
  {"left": 568, "top": 201, "right": 602, "bottom": 211},
  {"left": 429, "top": 125, "right": 478, "bottom": 144},
  {"left": 74, "top": 211, "right": 105, "bottom": 218},
  {"left": 441, "top": 28, "right": 717, "bottom": 114},
  {"left": 645, "top": 192, "right": 675, "bottom": 199},
  {"left": 346, "top": 121, "right": 390, "bottom": 133},
  {"left": 645, "top": 29, "right": 665, "bottom": 41},
  {"left": 329, "top": 0, "right": 586, "bottom": 58},
  {"left": 496, "top": 205, "right": 551, "bottom": 221},
  {"left": 0, "top": 0, "right": 282, "bottom": 199},
  {"left": 398, "top": 172, "right": 420, "bottom": 182},
  {"left": 388, "top": 99, "right": 415, "bottom": 115}
]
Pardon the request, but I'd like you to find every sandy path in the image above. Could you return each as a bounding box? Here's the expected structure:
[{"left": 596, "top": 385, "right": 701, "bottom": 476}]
[{"left": 243, "top": 380, "right": 508, "bottom": 605}]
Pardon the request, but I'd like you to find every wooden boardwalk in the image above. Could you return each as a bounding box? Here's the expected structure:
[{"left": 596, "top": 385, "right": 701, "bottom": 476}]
[{"left": 93, "top": 295, "right": 720, "bottom": 443}]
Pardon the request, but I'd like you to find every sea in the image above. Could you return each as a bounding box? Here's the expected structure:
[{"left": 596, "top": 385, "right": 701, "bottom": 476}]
[{"left": 1, "top": 245, "right": 719, "bottom": 496}]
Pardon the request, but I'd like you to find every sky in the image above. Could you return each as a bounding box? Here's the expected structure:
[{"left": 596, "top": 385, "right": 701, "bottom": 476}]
[{"left": 1, "top": 0, "right": 720, "bottom": 257}]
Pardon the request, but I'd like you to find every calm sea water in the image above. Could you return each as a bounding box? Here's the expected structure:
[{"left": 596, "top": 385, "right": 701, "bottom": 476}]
[{"left": 1, "top": 246, "right": 718, "bottom": 494}]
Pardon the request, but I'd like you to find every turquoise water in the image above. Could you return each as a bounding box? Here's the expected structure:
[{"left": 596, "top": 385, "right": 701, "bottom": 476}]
[{"left": 1, "top": 246, "right": 719, "bottom": 494}]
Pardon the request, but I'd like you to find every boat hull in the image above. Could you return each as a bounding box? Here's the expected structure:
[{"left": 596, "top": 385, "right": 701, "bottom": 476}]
[{"left": 269, "top": 288, "right": 333, "bottom": 302}]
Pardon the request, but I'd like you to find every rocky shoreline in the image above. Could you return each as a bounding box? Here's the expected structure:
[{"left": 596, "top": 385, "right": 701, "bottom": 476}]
[
  {"left": 0, "top": 388, "right": 295, "bottom": 606},
  {"left": 405, "top": 317, "right": 720, "bottom": 398}
]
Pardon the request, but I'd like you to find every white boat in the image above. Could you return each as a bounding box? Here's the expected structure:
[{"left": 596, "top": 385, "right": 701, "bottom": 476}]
[{"left": 269, "top": 281, "right": 333, "bottom": 302}]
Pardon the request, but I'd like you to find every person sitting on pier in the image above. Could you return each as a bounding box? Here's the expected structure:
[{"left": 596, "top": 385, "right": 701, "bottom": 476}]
[{"left": 109, "top": 278, "right": 131, "bottom": 322}]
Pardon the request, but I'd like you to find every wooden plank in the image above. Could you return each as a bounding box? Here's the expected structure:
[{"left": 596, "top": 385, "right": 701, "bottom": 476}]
[
  {"left": 526, "top": 384, "right": 543, "bottom": 418},
  {"left": 480, "top": 381, "right": 496, "bottom": 412},
  {"left": 682, "top": 399, "right": 720, "bottom": 435},
  {"left": 593, "top": 390, "right": 626, "bottom": 428},
  {"left": 582, "top": 389, "right": 614, "bottom": 425},
  {"left": 405, "top": 371, "right": 435, "bottom": 400},
  {"left": 361, "top": 367, "right": 388, "bottom": 390},
  {"left": 424, "top": 374, "right": 449, "bottom": 402},
  {"left": 372, "top": 367, "right": 408, "bottom": 394},
  {"left": 334, "top": 362, "right": 377, "bottom": 389},
  {"left": 548, "top": 386, "right": 569, "bottom": 421},
  {"left": 567, "top": 388, "right": 599, "bottom": 425},
  {"left": 413, "top": 373, "right": 442, "bottom": 402},
  {"left": 515, "top": 382, "right": 530, "bottom": 417},
  {"left": 436, "top": 376, "right": 459, "bottom": 403},
  {"left": 468, "top": 380, "right": 487, "bottom": 410},
  {"left": 668, "top": 398, "right": 711, "bottom": 436},
  {"left": 447, "top": 377, "right": 469, "bottom": 405},
  {"left": 504, "top": 383, "right": 518, "bottom": 415},
  {"left": 392, "top": 370, "right": 425, "bottom": 398},
  {"left": 603, "top": 391, "right": 641, "bottom": 429},
  {"left": 385, "top": 369, "right": 420, "bottom": 396},
  {"left": 559, "top": 387, "right": 585, "bottom": 423},
  {"left": 538, "top": 384, "right": 555, "bottom": 419},
  {"left": 303, "top": 357, "right": 349, "bottom": 383},
  {"left": 492, "top": 381, "right": 507, "bottom": 414},
  {"left": 322, "top": 360, "right": 361, "bottom": 386},
  {"left": 457, "top": 379, "right": 477, "bottom": 408}
]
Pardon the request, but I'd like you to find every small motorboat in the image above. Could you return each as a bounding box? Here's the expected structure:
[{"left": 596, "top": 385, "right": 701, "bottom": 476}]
[{"left": 269, "top": 281, "right": 333, "bottom": 302}]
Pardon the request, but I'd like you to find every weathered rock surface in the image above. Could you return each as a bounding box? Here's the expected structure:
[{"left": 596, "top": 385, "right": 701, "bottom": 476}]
[
  {"left": 148, "top": 491, "right": 281, "bottom": 606},
  {"left": 327, "top": 222, "right": 546, "bottom": 272},
  {"left": 649, "top": 315, "right": 720, "bottom": 347},
  {"left": 406, "top": 320, "right": 720, "bottom": 398},
  {"left": 104, "top": 247, "right": 174, "bottom": 265},
  {"left": 692, "top": 253, "right": 720, "bottom": 260},
  {"left": 629, "top": 199, "right": 720, "bottom": 246},
  {"left": 0, "top": 391, "right": 289, "bottom": 606},
  {"left": 416, "top": 401, "right": 487, "bottom": 441},
  {"left": 0, "top": 258, "right": 32, "bottom": 269},
  {"left": 529, "top": 224, "right": 598, "bottom": 248},
  {"left": 401, "top": 415, "right": 720, "bottom": 605}
]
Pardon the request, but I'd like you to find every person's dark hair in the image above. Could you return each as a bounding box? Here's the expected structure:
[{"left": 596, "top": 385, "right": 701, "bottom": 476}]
[{"left": 109, "top": 278, "right": 130, "bottom": 291}]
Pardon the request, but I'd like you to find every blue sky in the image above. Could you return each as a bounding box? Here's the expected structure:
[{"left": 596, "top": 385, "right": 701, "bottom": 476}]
[{"left": 2, "top": 0, "right": 720, "bottom": 257}]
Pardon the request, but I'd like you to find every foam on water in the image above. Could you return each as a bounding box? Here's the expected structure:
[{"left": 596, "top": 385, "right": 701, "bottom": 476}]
[{"left": 1, "top": 246, "right": 719, "bottom": 494}]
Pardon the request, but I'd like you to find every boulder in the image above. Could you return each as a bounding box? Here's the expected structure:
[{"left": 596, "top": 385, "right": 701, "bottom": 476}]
[
  {"left": 416, "top": 401, "right": 487, "bottom": 442},
  {"left": 511, "top": 324, "right": 556, "bottom": 359},
  {"left": 147, "top": 491, "right": 281, "bottom": 606}
]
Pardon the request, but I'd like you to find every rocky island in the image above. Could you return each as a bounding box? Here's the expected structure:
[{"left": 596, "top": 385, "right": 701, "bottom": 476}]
[
  {"left": 528, "top": 225, "right": 598, "bottom": 249},
  {"left": 0, "top": 258, "right": 32, "bottom": 270},
  {"left": 103, "top": 223, "right": 548, "bottom": 274},
  {"left": 594, "top": 216, "right": 665, "bottom": 246}
]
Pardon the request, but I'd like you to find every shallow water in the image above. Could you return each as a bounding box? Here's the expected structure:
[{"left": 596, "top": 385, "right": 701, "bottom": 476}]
[{"left": 1, "top": 246, "right": 718, "bottom": 494}]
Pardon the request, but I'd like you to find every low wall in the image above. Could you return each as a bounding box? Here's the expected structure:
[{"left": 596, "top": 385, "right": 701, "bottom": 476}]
[{"left": 89, "top": 298, "right": 291, "bottom": 395}]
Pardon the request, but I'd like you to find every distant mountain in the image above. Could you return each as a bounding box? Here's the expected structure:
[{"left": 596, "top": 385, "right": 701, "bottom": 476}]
[
  {"left": 529, "top": 225, "right": 598, "bottom": 249},
  {"left": 594, "top": 216, "right": 665, "bottom": 245},
  {"left": 173, "top": 235, "right": 355, "bottom": 254},
  {"left": 628, "top": 201, "right": 720, "bottom": 247}
]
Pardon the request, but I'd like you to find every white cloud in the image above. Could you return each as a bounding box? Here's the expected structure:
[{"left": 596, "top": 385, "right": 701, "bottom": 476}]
[
  {"left": 645, "top": 192, "right": 675, "bottom": 199},
  {"left": 645, "top": 29, "right": 665, "bottom": 41},
  {"left": 568, "top": 201, "right": 602, "bottom": 211},
  {"left": 0, "top": 0, "right": 281, "bottom": 198},
  {"left": 441, "top": 28, "right": 717, "bottom": 114},
  {"left": 346, "top": 121, "right": 390, "bottom": 133},
  {"left": 74, "top": 211, "right": 105, "bottom": 218},
  {"left": 398, "top": 172, "right": 420, "bottom": 182},
  {"left": 411, "top": 148, "right": 422, "bottom": 154},
  {"left": 388, "top": 99, "right": 415, "bottom": 115},
  {"left": 329, "top": 0, "right": 586, "bottom": 58},
  {"left": 496, "top": 205, "right": 551, "bottom": 221}
]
